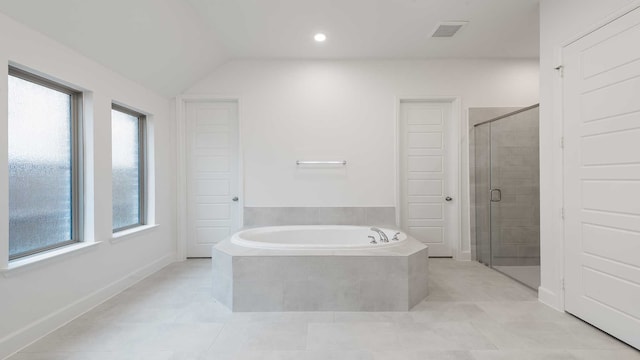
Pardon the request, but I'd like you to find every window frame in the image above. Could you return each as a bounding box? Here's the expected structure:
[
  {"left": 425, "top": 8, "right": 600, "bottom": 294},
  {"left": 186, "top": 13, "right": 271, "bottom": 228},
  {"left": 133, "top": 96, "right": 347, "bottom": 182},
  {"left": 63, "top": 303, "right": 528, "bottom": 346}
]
[
  {"left": 8, "top": 66, "right": 84, "bottom": 261},
  {"left": 111, "top": 103, "right": 147, "bottom": 233}
]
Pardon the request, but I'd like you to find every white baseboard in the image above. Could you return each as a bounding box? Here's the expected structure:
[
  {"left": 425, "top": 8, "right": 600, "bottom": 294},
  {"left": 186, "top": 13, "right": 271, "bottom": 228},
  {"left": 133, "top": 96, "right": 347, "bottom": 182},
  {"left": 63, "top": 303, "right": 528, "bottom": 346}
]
[
  {"left": 456, "top": 251, "right": 472, "bottom": 261},
  {"left": 538, "top": 286, "right": 563, "bottom": 311},
  {"left": 0, "top": 253, "right": 175, "bottom": 360}
]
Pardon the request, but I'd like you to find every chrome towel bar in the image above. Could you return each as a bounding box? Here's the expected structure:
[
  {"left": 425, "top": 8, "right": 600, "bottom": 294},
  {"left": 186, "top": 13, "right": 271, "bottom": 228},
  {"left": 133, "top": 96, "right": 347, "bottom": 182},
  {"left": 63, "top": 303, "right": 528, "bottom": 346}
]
[{"left": 296, "top": 160, "right": 347, "bottom": 165}]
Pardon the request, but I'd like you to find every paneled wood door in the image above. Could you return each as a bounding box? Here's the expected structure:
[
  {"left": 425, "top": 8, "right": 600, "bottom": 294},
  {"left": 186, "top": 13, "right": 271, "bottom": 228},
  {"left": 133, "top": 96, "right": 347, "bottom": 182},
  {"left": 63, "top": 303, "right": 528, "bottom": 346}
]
[
  {"left": 563, "top": 6, "right": 640, "bottom": 349},
  {"left": 185, "top": 101, "right": 240, "bottom": 257},
  {"left": 400, "top": 100, "right": 458, "bottom": 257}
]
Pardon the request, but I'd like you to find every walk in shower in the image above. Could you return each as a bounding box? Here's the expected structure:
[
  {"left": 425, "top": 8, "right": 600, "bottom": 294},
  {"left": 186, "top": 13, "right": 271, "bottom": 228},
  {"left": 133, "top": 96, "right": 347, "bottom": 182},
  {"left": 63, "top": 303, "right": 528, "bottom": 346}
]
[{"left": 473, "top": 105, "right": 540, "bottom": 289}]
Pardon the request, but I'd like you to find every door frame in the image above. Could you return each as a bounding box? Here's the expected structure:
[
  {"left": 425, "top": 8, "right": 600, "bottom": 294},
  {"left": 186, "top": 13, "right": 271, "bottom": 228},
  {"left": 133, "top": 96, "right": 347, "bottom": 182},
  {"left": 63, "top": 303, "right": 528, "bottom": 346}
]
[
  {"left": 548, "top": 0, "right": 640, "bottom": 311},
  {"left": 394, "top": 96, "right": 464, "bottom": 259},
  {"left": 175, "top": 95, "right": 244, "bottom": 261}
]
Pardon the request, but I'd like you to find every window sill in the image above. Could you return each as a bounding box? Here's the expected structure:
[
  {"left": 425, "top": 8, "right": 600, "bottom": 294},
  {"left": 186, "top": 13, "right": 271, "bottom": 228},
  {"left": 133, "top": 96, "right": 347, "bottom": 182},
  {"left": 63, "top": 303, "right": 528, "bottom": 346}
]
[
  {"left": 1, "top": 241, "right": 102, "bottom": 277},
  {"left": 111, "top": 224, "right": 159, "bottom": 244}
]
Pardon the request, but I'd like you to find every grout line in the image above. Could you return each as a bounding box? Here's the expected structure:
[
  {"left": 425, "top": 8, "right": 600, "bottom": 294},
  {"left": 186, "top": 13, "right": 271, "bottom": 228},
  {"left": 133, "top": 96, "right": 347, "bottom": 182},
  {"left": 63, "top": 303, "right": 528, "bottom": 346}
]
[{"left": 205, "top": 322, "right": 227, "bottom": 353}]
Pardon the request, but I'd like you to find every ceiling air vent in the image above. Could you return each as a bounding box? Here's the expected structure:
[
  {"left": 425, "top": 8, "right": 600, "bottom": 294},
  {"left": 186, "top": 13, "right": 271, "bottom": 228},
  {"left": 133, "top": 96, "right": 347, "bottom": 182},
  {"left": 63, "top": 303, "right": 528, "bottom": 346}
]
[{"left": 431, "top": 21, "right": 468, "bottom": 38}]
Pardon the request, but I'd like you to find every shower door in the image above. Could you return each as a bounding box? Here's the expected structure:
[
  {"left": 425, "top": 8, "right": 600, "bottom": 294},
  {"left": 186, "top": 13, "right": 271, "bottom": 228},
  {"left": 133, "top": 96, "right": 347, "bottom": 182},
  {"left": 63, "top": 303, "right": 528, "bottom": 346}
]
[
  {"left": 474, "top": 123, "right": 491, "bottom": 266},
  {"left": 475, "top": 105, "right": 540, "bottom": 289}
]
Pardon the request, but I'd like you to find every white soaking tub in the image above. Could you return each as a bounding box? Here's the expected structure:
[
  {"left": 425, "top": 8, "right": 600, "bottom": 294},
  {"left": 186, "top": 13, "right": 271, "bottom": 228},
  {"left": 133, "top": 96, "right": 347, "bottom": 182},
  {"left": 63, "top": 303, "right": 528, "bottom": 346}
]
[
  {"left": 231, "top": 225, "right": 407, "bottom": 250},
  {"left": 213, "top": 225, "right": 429, "bottom": 312}
]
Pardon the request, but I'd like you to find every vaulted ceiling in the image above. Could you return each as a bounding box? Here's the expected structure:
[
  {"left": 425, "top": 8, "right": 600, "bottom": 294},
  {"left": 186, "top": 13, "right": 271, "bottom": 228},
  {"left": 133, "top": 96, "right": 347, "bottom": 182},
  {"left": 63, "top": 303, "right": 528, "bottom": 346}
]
[{"left": 0, "top": 0, "right": 539, "bottom": 97}]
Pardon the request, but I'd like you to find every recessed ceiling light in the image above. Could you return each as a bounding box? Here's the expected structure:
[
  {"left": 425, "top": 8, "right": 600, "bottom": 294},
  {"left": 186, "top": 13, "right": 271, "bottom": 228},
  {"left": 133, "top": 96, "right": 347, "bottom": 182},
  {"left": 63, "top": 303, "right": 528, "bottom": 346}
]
[{"left": 314, "top": 33, "right": 327, "bottom": 42}]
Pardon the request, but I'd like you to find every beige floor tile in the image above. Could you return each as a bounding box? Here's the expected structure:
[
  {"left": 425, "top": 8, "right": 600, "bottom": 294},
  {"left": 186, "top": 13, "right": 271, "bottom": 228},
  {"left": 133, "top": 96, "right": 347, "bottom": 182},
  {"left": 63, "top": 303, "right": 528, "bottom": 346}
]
[
  {"left": 470, "top": 350, "right": 576, "bottom": 360},
  {"left": 8, "top": 259, "right": 637, "bottom": 360},
  {"left": 202, "top": 350, "right": 375, "bottom": 360},
  {"left": 136, "top": 323, "right": 224, "bottom": 352},
  {"left": 396, "top": 322, "right": 497, "bottom": 351},
  {"left": 227, "top": 311, "right": 334, "bottom": 324},
  {"left": 372, "top": 350, "right": 474, "bottom": 359},
  {"left": 409, "top": 302, "right": 491, "bottom": 323},
  {"left": 333, "top": 311, "right": 413, "bottom": 323},
  {"left": 567, "top": 349, "right": 640, "bottom": 360},
  {"left": 306, "top": 322, "right": 399, "bottom": 351},
  {"left": 209, "top": 322, "right": 308, "bottom": 353}
]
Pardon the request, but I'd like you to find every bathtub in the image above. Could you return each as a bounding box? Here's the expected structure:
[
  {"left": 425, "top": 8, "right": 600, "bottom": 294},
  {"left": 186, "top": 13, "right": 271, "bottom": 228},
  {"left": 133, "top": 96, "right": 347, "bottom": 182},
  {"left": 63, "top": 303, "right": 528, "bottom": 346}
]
[
  {"left": 212, "top": 225, "right": 429, "bottom": 312},
  {"left": 231, "top": 225, "right": 407, "bottom": 250}
]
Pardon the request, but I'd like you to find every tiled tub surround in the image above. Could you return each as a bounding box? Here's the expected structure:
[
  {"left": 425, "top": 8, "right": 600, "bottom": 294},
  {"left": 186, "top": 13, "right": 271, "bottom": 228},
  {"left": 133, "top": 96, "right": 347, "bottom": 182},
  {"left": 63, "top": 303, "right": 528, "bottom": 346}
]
[
  {"left": 243, "top": 207, "right": 396, "bottom": 227},
  {"left": 212, "top": 227, "right": 428, "bottom": 312}
]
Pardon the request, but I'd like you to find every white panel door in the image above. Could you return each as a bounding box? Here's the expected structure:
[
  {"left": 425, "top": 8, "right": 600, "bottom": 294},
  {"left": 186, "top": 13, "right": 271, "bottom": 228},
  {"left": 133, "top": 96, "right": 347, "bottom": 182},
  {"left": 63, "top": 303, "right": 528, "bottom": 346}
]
[
  {"left": 186, "top": 101, "right": 240, "bottom": 257},
  {"left": 400, "top": 100, "right": 457, "bottom": 257},
  {"left": 563, "top": 6, "right": 640, "bottom": 349}
]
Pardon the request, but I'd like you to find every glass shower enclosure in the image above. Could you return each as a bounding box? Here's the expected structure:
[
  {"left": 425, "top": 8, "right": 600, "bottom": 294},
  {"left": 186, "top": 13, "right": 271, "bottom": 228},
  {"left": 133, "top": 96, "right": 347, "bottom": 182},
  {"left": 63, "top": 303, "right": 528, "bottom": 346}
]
[{"left": 474, "top": 105, "right": 540, "bottom": 289}]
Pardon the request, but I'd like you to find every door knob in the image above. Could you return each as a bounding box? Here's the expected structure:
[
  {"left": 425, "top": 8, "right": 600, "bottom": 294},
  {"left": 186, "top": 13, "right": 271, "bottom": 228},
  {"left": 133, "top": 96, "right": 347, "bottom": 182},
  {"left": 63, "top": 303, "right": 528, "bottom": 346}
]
[
  {"left": 232, "top": 196, "right": 239, "bottom": 202},
  {"left": 445, "top": 196, "right": 453, "bottom": 202}
]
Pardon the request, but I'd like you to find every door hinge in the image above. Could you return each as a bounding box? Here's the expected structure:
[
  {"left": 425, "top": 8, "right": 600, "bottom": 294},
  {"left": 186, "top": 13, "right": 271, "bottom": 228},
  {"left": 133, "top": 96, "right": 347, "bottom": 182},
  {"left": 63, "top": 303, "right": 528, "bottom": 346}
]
[
  {"left": 561, "top": 207, "right": 565, "bottom": 220},
  {"left": 560, "top": 137, "right": 564, "bottom": 149},
  {"left": 555, "top": 65, "right": 564, "bottom": 78},
  {"left": 561, "top": 278, "right": 565, "bottom": 291}
]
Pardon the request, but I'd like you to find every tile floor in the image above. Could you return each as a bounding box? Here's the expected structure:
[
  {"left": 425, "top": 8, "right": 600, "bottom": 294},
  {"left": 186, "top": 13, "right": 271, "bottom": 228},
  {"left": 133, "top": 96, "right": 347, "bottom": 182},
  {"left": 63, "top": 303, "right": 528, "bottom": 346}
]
[
  {"left": 7, "top": 259, "right": 639, "bottom": 360},
  {"left": 493, "top": 265, "right": 541, "bottom": 289}
]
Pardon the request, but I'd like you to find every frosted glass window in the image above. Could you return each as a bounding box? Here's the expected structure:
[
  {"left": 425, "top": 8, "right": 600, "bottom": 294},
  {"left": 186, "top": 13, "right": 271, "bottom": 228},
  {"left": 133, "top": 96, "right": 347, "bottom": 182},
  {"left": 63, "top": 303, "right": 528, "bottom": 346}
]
[
  {"left": 112, "top": 106, "right": 145, "bottom": 231},
  {"left": 8, "top": 72, "right": 79, "bottom": 259}
]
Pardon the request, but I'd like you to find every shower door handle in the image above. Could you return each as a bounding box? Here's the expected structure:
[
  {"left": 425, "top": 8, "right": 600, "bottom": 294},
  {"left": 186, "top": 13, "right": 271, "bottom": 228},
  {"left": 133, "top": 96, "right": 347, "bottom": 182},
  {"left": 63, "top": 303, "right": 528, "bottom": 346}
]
[{"left": 490, "top": 189, "right": 502, "bottom": 202}]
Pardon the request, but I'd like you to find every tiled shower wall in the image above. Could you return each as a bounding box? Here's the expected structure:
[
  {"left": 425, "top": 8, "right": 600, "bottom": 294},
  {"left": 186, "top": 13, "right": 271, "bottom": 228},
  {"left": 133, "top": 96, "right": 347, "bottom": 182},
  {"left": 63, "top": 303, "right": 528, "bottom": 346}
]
[
  {"left": 469, "top": 107, "right": 541, "bottom": 267},
  {"left": 469, "top": 108, "right": 520, "bottom": 262},
  {"left": 489, "top": 107, "right": 540, "bottom": 266}
]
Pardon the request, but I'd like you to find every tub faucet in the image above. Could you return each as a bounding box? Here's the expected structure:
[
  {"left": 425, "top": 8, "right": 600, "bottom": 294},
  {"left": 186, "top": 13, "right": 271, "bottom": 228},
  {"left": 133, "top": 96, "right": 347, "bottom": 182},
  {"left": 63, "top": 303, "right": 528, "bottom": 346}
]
[{"left": 370, "top": 227, "right": 389, "bottom": 243}]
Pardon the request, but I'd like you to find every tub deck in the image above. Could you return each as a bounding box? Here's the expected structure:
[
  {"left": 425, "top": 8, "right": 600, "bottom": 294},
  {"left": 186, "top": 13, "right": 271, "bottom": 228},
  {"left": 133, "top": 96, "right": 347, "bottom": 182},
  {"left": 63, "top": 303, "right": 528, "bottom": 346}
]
[{"left": 212, "top": 231, "right": 429, "bottom": 312}]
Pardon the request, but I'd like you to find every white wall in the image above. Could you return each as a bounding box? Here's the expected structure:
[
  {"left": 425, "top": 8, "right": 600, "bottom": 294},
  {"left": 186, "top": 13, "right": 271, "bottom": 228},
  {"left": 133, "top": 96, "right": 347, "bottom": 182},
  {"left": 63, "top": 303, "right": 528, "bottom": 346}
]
[
  {"left": 538, "top": 0, "right": 636, "bottom": 310},
  {"left": 0, "top": 12, "right": 176, "bottom": 358},
  {"left": 185, "top": 59, "right": 539, "bottom": 256}
]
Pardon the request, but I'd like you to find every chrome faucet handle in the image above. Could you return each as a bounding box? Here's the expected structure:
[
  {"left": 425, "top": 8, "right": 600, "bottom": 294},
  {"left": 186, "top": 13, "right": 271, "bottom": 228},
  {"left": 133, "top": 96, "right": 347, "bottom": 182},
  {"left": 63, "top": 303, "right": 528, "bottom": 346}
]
[
  {"left": 392, "top": 232, "right": 400, "bottom": 241},
  {"left": 368, "top": 236, "right": 377, "bottom": 244},
  {"left": 370, "top": 227, "right": 389, "bottom": 243}
]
